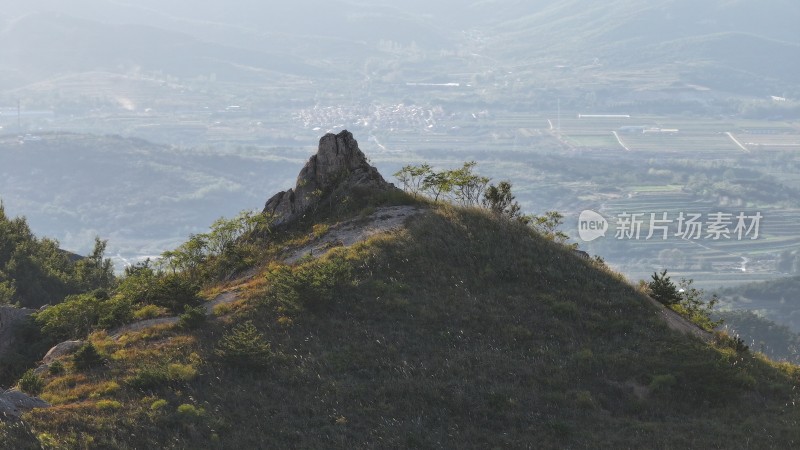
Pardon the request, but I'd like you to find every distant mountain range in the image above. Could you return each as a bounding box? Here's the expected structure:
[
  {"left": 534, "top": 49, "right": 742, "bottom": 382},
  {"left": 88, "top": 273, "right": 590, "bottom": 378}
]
[{"left": 1, "top": 0, "right": 797, "bottom": 96}]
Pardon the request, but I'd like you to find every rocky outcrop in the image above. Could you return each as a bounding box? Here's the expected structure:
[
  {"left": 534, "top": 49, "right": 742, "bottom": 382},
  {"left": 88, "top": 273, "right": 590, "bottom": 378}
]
[
  {"left": 41, "top": 340, "right": 84, "bottom": 365},
  {"left": 0, "top": 306, "right": 34, "bottom": 360},
  {"left": 27, "top": 340, "right": 85, "bottom": 376},
  {"left": 264, "top": 130, "right": 396, "bottom": 226},
  {"left": 0, "top": 389, "right": 49, "bottom": 419}
]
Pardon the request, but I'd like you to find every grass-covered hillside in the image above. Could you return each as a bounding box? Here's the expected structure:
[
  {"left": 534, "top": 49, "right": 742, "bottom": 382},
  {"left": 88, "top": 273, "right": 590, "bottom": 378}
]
[{"left": 4, "top": 200, "right": 800, "bottom": 448}]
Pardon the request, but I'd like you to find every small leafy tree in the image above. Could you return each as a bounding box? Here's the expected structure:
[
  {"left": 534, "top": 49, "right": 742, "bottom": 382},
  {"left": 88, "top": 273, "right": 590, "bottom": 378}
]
[
  {"left": 482, "top": 181, "right": 522, "bottom": 219},
  {"left": 674, "top": 278, "right": 722, "bottom": 331},
  {"left": 162, "top": 234, "right": 208, "bottom": 277},
  {"left": 160, "top": 210, "right": 274, "bottom": 283},
  {"left": 648, "top": 270, "right": 682, "bottom": 306},
  {"left": 73, "top": 237, "right": 115, "bottom": 291},
  {"left": 150, "top": 274, "right": 202, "bottom": 313},
  {"left": 447, "top": 161, "right": 490, "bottom": 207},
  {"left": 422, "top": 171, "right": 453, "bottom": 202},
  {"left": 35, "top": 293, "right": 100, "bottom": 340},
  {"left": 527, "top": 211, "right": 572, "bottom": 245},
  {"left": 394, "top": 164, "right": 432, "bottom": 198}
]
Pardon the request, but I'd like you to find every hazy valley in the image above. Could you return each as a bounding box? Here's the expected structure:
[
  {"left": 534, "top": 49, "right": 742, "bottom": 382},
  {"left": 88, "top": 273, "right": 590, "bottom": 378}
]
[{"left": 1, "top": 1, "right": 800, "bottom": 447}]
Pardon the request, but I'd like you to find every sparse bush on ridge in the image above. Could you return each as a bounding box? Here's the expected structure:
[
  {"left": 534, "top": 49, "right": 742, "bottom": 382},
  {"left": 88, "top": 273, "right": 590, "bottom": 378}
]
[
  {"left": 395, "top": 161, "right": 573, "bottom": 246},
  {"left": 161, "top": 210, "right": 275, "bottom": 282},
  {"left": 646, "top": 269, "right": 722, "bottom": 332}
]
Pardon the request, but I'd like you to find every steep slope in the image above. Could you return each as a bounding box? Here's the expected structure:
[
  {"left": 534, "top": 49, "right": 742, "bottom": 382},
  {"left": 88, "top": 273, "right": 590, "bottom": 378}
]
[{"left": 6, "top": 151, "right": 800, "bottom": 447}]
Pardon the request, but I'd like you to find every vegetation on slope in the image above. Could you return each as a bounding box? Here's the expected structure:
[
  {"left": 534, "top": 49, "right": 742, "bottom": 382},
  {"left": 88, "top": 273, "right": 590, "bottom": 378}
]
[
  {"left": 0, "top": 202, "right": 113, "bottom": 309},
  {"left": 5, "top": 199, "right": 800, "bottom": 448},
  {"left": 0, "top": 202, "right": 115, "bottom": 386}
]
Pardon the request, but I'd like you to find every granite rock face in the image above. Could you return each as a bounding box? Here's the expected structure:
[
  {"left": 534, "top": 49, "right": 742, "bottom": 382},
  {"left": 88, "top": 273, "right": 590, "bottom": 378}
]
[
  {"left": 263, "top": 130, "right": 396, "bottom": 226},
  {"left": 41, "top": 340, "right": 85, "bottom": 365},
  {"left": 0, "top": 389, "right": 49, "bottom": 419}
]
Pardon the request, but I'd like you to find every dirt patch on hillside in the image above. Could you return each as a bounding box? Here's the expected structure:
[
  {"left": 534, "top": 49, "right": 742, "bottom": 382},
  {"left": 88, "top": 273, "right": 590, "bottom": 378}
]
[
  {"left": 283, "top": 205, "right": 425, "bottom": 264},
  {"left": 645, "top": 296, "right": 713, "bottom": 343},
  {"left": 108, "top": 206, "right": 425, "bottom": 338}
]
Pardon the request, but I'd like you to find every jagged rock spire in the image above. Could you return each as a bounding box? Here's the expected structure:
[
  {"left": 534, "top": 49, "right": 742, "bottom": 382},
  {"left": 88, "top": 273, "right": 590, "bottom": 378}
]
[{"left": 263, "top": 130, "right": 395, "bottom": 226}]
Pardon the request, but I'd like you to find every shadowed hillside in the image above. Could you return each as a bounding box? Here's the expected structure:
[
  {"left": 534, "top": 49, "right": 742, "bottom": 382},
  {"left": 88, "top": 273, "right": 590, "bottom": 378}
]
[{"left": 3, "top": 134, "right": 799, "bottom": 448}]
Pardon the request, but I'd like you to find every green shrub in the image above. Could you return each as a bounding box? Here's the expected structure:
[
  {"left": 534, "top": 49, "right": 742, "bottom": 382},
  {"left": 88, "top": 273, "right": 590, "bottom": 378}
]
[
  {"left": 34, "top": 292, "right": 132, "bottom": 340},
  {"left": 150, "top": 399, "right": 168, "bottom": 411},
  {"left": 215, "top": 321, "right": 274, "bottom": 368},
  {"left": 116, "top": 266, "right": 201, "bottom": 314},
  {"left": 714, "top": 331, "right": 749, "bottom": 353},
  {"left": 649, "top": 374, "right": 678, "bottom": 393},
  {"left": 572, "top": 390, "right": 597, "bottom": 409},
  {"left": 17, "top": 369, "right": 44, "bottom": 396},
  {"left": 97, "top": 295, "right": 134, "bottom": 330},
  {"left": 133, "top": 304, "right": 167, "bottom": 320},
  {"left": 126, "top": 367, "right": 170, "bottom": 391},
  {"left": 95, "top": 399, "right": 122, "bottom": 410},
  {"left": 167, "top": 363, "right": 198, "bottom": 382},
  {"left": 48, "top": 360, "right": 65, "bottom": 375},
  {"left": 176, "top": 403, "right": 205, "bottom": 421},
  {"left": 73, "top": 343, "right": 105, "bottom": 371},
  {"left": 34, "top": 293, "right": 102, "bottom": 340},
  {"left": 268, "top": 255, "right": 353, "bottom": 311},
  {"left": 647, "top": 270, "right": 721, "bottom": 331},
  {"left": 178, "top": 305, "right": 207, "bottom": 330},
  {"left": 37, "top": 432, "right": 59, "bottom": 448},
  {"left": 151, "top": 274, "right": 202, "bottom": 313}
]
